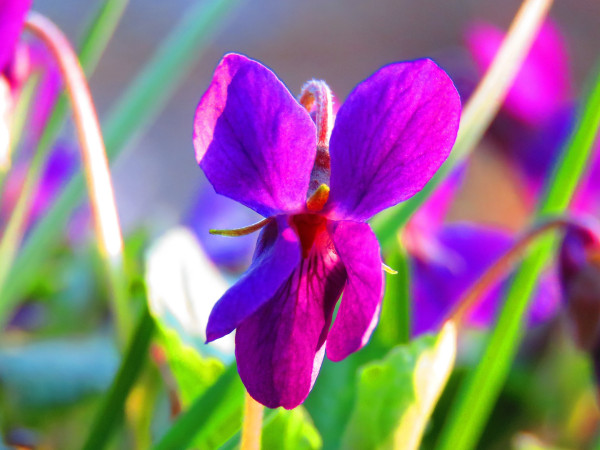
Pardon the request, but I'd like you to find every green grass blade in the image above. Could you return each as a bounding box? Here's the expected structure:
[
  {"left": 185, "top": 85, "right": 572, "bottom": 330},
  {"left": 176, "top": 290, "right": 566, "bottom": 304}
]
[
  {"left": 152, "top": 364, "right": 243, "bottom": 450},
  {"left": 437, "top": 63, "right": 600, "bottom": 450},
  {"left": 82, "top": 303, "right": 156, "bottom": 450}
]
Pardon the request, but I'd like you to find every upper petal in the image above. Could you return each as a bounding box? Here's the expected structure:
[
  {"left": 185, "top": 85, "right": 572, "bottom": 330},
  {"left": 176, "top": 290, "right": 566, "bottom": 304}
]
[
  {"left": 235, "top": 229, "right": 346, "bottom": 409},
  {"left": 0, "top": 0, "right": 30, "bottom": 71},
  {"left": 193, "top": 53, "right": 317, "bottom": 217},
  {"left": 205, "top": 216, "right": 301, "bottom": 342},
  {"left": 327, "top": 221, "right": 383, "bottom": 361},
  {"left": 466, "top": 20, "right": 571, "bottom": 125},
  {"left": 326, "top": 58, "right": 461, "bottom": 221}
]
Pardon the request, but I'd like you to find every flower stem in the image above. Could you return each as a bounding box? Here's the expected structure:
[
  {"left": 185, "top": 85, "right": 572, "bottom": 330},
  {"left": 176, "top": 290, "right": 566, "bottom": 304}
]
[
  {"left": 23, "top": 13, "right": 130, "bottom": 344},
  {"left": 448, "top": 218, "right": 572, "bottom": 326},
  {"left": 240, "top": 391, "right": 264, "bottom": 450}
]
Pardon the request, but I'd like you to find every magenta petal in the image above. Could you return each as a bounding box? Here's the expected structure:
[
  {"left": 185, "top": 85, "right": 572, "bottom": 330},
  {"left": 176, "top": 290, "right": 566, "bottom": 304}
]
[
  {"left": 194, "top": 53, "right": 317, "bottom": 217},
  {"left": 205, "top": 216, "right": 301, "bottom": 342},
  {"left": 0, "top": 0, "right": 30, "bottom": 71},
  {"left": 466, "top": 20, "right": 571, "bottom": 125},
  {"left": 235, "top": 236, "right": 346, "bottom": 409},
  {"left": 326, "top": 59, "right": 461, "bottom": 221},
  {"left": 327, "top": 221, "right": 383, "bottom": 361}
]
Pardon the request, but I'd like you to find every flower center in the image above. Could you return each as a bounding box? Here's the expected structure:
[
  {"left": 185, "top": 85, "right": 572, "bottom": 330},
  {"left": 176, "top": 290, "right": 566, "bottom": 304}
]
[{"left": 290, "top": 213, "right": 327, "bottom": 258}]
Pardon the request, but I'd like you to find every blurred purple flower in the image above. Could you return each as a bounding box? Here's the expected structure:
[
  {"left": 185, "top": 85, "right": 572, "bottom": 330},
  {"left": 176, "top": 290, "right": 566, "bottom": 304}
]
[
  {"left": 465, "top": 19, "right": 575, "bottom": 193},
  {"left": 193, "top": 53, "right": 460, "bottom": 408},
  {"left": 466, "top": 20, "right": 571, "bottom": 126},
  {"left": 410, "top": 222, "right": 560, "bottom": 335},
  {"left": 559, "top": 221, "right": 600, "bottom": 385},
  {"left": 1, "top": 142, "right": 77, "bottom": 227},
  {"left": 405, "top": 169, "right": 560, "bottom": 335},
  {"left": 0, "top": 0, "right": 31, "bottom": 163}
]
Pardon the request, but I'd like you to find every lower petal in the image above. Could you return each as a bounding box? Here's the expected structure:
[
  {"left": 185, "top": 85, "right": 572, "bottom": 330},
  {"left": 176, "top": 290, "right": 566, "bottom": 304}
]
[
  {"left": 205, "top": 216, "right": 300, "bottom": 342},
  {"left": 327, "top": 221, "right": 383, "bottom": 362},
  {"left": 235, "top": 239, "right": 345, "bottom": 409}
]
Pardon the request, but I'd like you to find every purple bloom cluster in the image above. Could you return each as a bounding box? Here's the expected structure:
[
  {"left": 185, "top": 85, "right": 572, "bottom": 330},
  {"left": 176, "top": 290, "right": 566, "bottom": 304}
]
[{"left": 193, "top": 53, "right": 460, "bottom": 408}]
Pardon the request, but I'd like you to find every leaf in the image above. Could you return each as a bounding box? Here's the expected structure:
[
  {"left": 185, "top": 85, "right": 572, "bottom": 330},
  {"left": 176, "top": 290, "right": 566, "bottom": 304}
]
[
  {"left": 262, "top": 407, "right": 323, "bottom": 450},
  {"left": 342, "top": 321, "right": 457, "bottom": 449},
  {"left": 154, "top": 322, "right": 224, "bottom": 406}
]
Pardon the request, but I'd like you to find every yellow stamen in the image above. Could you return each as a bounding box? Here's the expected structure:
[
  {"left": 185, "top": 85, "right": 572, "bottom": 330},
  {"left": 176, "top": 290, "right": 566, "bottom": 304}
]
[
  {"left": 382, "top": 263, "right": 398, "bottom": 275},
  {"left": 210, "top": 217, "right": 272, "bottom": 237},
  {"left": 306, "top": 183, "right": 330, "bottom": 212}
]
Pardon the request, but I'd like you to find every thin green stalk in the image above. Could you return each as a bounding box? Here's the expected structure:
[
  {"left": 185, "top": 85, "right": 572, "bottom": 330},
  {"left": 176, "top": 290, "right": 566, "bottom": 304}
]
[
  {"left": 437, "top": 63, "right": 600, "bottom": 450},
  {"left": 153, "top": 364, "right": 241, "bottom": 450},
  {"left": 0, "top": 0, "right": 239, "bottom": 324},
  {"left": 0, "top": 0, "right": 129, "bottom": 316},
  {"left": 82, "top": 303, "right": 155, "bottom": 450}
]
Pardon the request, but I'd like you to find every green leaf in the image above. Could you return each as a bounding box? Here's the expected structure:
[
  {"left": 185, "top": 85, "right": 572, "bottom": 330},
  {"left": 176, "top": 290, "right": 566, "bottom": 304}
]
[
  {"left": 343, "top": 322, "right": 456, "bottom": 449},
  {"left": 261, "top": 407, "right": 323, "bottom": 450},
  {"left": 154, "top": 321, "right": 224, "bottom": 406},
  {"left": 82, "top": 304, "right": 155, "bottom": 450},
  {"left": 153, "top": 363, "right": 245, "bottom": 450}
]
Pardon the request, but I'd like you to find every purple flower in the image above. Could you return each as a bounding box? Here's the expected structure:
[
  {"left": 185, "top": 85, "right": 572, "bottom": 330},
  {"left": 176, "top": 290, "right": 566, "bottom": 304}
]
[
  {"left": 466, "top": 19, "right": 571, "bottom": 126},
  {"left": 410, "top": 222, "right": 560, "bottom": 335},
  {"left": 193, "top": 53, "right": 460, "bottom": 408},
  {"left": 465, "top": 19, "right": 574, "bottom": 193},
  {"left": 404, "top": 170, "right": 560, "bottom": 335}
]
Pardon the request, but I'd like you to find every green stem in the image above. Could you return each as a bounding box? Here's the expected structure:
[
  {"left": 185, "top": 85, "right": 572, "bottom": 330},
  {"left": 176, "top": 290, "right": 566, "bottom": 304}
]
[
  {"left": 0, "top": 0, "right": 239, "bottom": 324},
  {"left": 437, "top": 63, "right": 600, "bottom": 450},
  {"left": 82, "top": 303, "right": 155, "bottom": 450}
]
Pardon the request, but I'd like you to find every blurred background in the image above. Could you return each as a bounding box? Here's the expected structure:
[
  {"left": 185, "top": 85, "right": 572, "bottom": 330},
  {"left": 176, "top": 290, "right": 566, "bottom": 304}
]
[{"left": 31, "top": 0, "right": 600, "bottom": 236}]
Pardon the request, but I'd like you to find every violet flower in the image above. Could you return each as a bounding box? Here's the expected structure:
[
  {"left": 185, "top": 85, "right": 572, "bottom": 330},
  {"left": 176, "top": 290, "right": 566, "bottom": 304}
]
[
  {"left": 193, "top": 53, "right": 460, "bottom": 408},
  {"left": 0, "top": 0, "right": 31, "bottom": 165},
  {"left": 404, "top": 172, "right": 560, "bottom": 335},
  {"left": 465, "top": 19, "right": 574, "bottom": 193}
]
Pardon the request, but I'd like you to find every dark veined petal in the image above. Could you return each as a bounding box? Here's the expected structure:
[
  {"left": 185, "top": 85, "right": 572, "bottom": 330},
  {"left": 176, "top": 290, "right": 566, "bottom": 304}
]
[
  {"left": 205, "top": 216, "right": 301, "bottom": 342},
  {"left": 0, "top": 0, "right": 31, "bottom": 71},
  {"left": 326, "top": 221, "right": 383, "bottom": 362},
  {"left": 326, "top": 58, "right": 460, "bottom": 221},
  {"left": 235, "top": 224, "right": 346, "bottom": 409},
  {"left": 193, "top": 53, "right": 317, "bottom": 217}
]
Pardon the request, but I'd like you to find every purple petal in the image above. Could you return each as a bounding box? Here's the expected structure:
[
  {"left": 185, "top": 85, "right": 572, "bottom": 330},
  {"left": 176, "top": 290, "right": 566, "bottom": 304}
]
[
  {"left": 235, "top": 228, "right": 346, "bottom": 409},
  {"left": 466, "top": 20, "right": 571, "bottom": 126},
  {"left": 327, "top": 221, "right": 383, "bottom": 361},
  {"left": 326, "top": 59, "right": 461, "bottom": 221},
  {"left": 411, "top": 223, "right": 560, "bottom": 335},
  {"left": 0, "top": 0, "right": 30, "bottom": 71},
  {"left": 205, "top": 216, "right": 301, "bottom": 342},
  {"left": 193, "top": 53, "right": 317, "bottom": 218}
]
